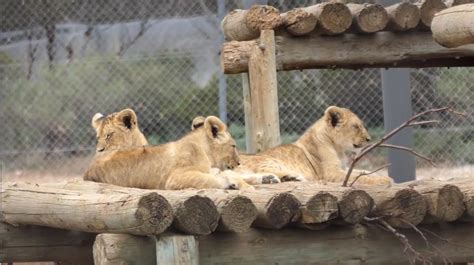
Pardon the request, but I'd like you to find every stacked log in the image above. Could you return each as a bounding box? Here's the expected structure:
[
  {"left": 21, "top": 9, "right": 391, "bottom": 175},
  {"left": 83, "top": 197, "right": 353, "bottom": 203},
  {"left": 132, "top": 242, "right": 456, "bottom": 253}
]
[
  {"left": 299, "top": 2, "right": 353, "bottom": 35},
  {"left": 280, "top": 8, "right": 318, "bottom": 36},
  {"left": 415, "top": 0, "right": 447, "bottom": 29},
  {"left": 432, "top": 4, "right": 474, "bottom": 48},
  {"left": 412, "top": 184, "right": 465, "bottom": 223},
  {"left": 347, "top": 3, "right": 389, "bottom": 33},
  {"left": 385, "top": 2, "right": 421, "bottom": 31}
]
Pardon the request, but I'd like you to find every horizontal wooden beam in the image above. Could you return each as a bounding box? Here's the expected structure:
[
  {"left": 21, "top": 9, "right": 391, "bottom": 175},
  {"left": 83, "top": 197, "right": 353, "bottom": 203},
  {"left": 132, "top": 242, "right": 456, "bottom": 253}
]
[
  {"left": 221, "top": 31, "right": 474, "bottom": 74},
  {"left": 199, "top": 223, "right": 474, "bottom": 264}
]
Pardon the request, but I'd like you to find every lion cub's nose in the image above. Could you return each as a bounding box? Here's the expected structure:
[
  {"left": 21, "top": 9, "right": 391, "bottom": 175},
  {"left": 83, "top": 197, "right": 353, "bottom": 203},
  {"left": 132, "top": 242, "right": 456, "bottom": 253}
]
[{"left": 366, "top": 137, "right": 371, "bottom": 142}]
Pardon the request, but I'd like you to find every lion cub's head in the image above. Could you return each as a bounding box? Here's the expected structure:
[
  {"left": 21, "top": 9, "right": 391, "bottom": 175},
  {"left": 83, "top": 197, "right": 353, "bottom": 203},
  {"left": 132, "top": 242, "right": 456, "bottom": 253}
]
[
  {"left": 192, "top": 116, "right": 240, "bottom": 170},
  {"left": 323, "top": 106, "right": 371, "bottom": 153},
  {"left": 91, "top": 108, "right": 148, "bottom": 152}
]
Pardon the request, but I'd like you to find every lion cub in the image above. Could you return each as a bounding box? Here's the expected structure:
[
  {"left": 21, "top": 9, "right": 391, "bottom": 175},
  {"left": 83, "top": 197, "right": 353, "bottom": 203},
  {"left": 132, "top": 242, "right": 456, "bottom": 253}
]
[
  {"left": 84, "top": 116, "right": 251, "bottom": 190},
  {"left": 91, "top": 108, "right": 148, "bottom": 152}
]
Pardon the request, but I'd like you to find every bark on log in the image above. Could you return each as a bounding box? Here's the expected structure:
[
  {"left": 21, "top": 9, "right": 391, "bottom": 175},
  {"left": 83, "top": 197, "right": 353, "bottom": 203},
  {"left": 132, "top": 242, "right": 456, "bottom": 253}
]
[
  {"left": 303, "top": 2, "right": 353, "bottom": 35},
  {"left": 221, "top": 5, "right": 282, "bottom": 41},
  {"left": 432, "top": 4, "right": 474, "bottom": 48},
  {"left": 0, "top": 184, "right": 173, "bottom": 236},
  {"left": 413, "top": 184, "right": 465, "bottom": 223},
  {"left": 281, "top": 8, "right": 318, "bottom": 36},
  {"left": 347, "top": 3, "right": 389, "bottom": 33},
  {"left": 93, "top": 234, "right": 156, "bottom": 265},
  {"left": 415, "top": 0, "right": 447, "bottom": 29},
  {"left": 361, "top": 186, "right": 427, "bottom": 228},
  {"left": 40, "top": 181, "right": 221, "bottom": 235},
  {"left": 220, "top": 32, "right": 474, "bottom": 74},
  {"left": 0, "top": 222, "right": 95, "bottom": 264},
  {"left": 385, "top": 2, "right": 421, "bottom": 31}
]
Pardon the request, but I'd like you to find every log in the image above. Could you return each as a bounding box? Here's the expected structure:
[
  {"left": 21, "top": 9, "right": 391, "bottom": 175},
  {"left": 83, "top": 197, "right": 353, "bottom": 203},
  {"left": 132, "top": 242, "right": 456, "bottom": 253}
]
[
  {"left": 220, "top": 31, "right": 474, "bottom": 74},
  {"left": 40, "top": 181, "right": 221, "bottom": 235},
  {"left": 156, "top": 234, "right": 199, "bottom": 265},
  {"left": 246, "top": 30, "right": 281, "bottom": 153},
  {"left": 0, "top": 184, "right": 173, "bottom": 236},
  {"left": 445, "top": 0, "right": 474, "bottom": 6},
  {"left": 243, "top": 191, "right": 301, "bottom": 229},
  {"left": 432, "top": 4, "right": 474, "bottom": 48},
  {"left": 199, "top": 223, "right": 474, "bottom": 264},
  {"left": 385, "top": 2, "right": 420, "bottom": 31},
  {"left": 280, "top": 8, "right": 318, "bottom": 36},
  {"left": 347, "top": 3, "right": 389, "bottom": 33},
  {"left": 221, "top": 5, "right": 282, "bottom": 41},
  {"left": 362, "top": 186, "right": 427, "bottom": 228},
  {"left": 195, "top": 190, "right": 257, "bottom": 233},
  {"left": 93, "top": 234, "right": 156, "bottom": 265},
  {"left": 303, "top": 2, "right": 352, "bottom": 35},
  {"left": 412, "top": 184, "right": 465, "bottom": 223},
  {"left": 415, "top": 0, "right": 447, "bottom": 29},
  {"left": 0, "top": 222, "right": 95, "bottom": 264}
]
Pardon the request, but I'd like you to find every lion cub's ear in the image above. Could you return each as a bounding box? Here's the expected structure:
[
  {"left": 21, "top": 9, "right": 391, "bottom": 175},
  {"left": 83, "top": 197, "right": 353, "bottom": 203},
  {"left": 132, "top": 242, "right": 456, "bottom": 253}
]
[
  {"left": 204, "top": 116, "right": 227, "bottom": 139},
  {"left": 325, "top": 106, "right": 344, "bottom": 127},
  {"left": 115, "top": 108, "right": 138, "bottom": 130},
  {"left": 92, "top": 113, "right": 104, "bottom": 130},
  {"left": 191, "top": 116, "right": 206, "bottom": 130}
]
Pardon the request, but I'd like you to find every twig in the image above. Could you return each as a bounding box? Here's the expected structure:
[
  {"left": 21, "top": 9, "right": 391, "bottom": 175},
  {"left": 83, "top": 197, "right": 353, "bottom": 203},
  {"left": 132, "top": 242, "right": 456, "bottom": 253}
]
[
  {"left": 342, "top": 107, "right": 463, "bottom": 187},
  {"left": 420, "top": 228, "right": 474, "bottom": 251},
  {"left": 349, "top": 163, "right": 391, "bottom": 187},
  {"left": 409, "top": 120, "right": 440, "bottom": 126},
  {"left": 377, "top": 144, "right": 436, "bottom": 167}
]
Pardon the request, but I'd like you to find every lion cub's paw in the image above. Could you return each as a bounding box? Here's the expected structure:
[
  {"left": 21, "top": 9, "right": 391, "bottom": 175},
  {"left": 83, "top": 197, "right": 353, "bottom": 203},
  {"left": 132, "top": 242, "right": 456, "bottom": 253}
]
[
  {"left": 281, "top": 175, "right": 307, "bottom": 182},
  {"left": 262, "top": 174, "right": 281, "bottom": 184},
  {"left": 226, "top": 176, "right": 255, "bottom": 190}
]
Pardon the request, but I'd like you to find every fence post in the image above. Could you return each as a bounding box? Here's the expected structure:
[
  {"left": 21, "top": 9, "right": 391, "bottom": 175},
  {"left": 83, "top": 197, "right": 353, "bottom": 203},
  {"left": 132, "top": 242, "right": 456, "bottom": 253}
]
[
  {"left": 381, "top": 68, "right": 416, "bottom": 182},
  {"left": 217, "top": 0, "right": 227, "bottom": 124}
]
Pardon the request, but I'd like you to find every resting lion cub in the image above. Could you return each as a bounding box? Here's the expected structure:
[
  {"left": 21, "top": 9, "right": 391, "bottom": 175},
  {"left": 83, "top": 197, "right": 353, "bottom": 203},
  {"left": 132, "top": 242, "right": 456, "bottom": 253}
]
[
  {"left": 84, "top": 116, "right": 251, "bottom": 190},
  {"left": 91, "top": 108, "right": 148, "bottom": 152},
  {"left": 194, "top": 106, "right": 393, "bottom": 186}
]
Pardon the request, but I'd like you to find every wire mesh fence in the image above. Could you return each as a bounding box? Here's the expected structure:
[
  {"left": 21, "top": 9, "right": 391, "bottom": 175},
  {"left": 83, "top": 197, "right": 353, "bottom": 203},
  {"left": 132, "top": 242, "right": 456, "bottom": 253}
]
[{"left": 0, "top": 0, "right": 472, "bottom": 181}]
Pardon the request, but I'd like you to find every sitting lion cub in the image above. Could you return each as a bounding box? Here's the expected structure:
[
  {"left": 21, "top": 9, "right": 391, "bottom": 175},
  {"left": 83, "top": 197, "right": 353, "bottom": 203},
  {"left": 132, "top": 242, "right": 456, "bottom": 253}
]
[
  {"left": 84, "top": 116, "right": 251, "bottom": 190},
  {"left": 91, "top": 108, "right": 148, "bottom": 152},
  {"left": 194, "top": 106, "right": 393, "bottom": 186}
]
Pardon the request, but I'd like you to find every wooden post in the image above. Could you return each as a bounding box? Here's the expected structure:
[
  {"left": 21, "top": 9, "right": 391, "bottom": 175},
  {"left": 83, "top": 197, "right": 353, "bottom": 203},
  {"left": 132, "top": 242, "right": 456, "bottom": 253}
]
[
  {"left": 246, "top": 29, "right": 281, "bottom": 153},
  {"left": 93, "top": 234, "right": 156, "bottom": 265},
  {"left": 156, "top": 234, "right": 199, "bottom": 265}
]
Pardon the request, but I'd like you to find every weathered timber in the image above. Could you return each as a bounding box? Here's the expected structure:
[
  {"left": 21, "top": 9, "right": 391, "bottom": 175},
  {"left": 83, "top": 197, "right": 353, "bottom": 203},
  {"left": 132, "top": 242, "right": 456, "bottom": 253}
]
[
  {"left": 220, "top": 31, "right": 474, "bottom": 74},
  {"left": 0, "top": 183, "right": 173, "bottom": 236},
  {"left": 303, "top": 2, "right": 352, "bottom": 35},
  {"left": 221, "top": 5, "right": 282, "bottom": 41},
  {"left": 199, "top": 223, "right": 474, "bottom": 264},
  {"left": 0, "top": 222, "right": 95, "bottom": 264},
  {"left": 156, "top": 234, "right": 199, "bottom": 265},
  {"left": 347, "top": 3, "right": 388, "bottom": 33},
  {"left": 41, "top": 181, "right": 220, "bottom": 235},
  {"left": 93, "top": 234, "right": 156, "bottom": 265},
  {"left": 280, "top": 8, "right": 318, "bottom": 36},
  {"left": 361, "top": 186, "right": 427, "bottom": 228},
  {"left": 195, "top": 190, "right": 257, "bottom": 233},
  {"left": 432, "top": 4, "right": 474, "bottom": 48},
  {"left": 246, "top": 30, "right": 281, "bottom": 153},
  {"left": 415, "top": 0, "right": 447, "bottom": 29},
  {"left": 445, "top": 0, "right": 474, "bottom": 7},
  {"left": 385, "top": 2, "right": 420, "bottom": 31},
  {"left": 243, "top": 191, "right": 301, "bottom": 229}
]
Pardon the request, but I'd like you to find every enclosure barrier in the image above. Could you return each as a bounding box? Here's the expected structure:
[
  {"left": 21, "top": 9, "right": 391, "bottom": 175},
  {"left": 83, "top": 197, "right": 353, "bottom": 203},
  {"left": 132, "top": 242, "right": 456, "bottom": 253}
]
[{"left": 1, "top": 179, "right": 474, "bottom": 264}]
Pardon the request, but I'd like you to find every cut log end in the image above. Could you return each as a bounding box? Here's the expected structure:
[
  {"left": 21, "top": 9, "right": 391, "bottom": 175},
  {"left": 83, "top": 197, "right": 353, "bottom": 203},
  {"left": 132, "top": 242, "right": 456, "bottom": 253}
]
[
  {"left": 417, "top": 0, "right": 447, "bottom": 29},
  {"left": 318, "top": 2, "right": 353, "bottom": 34},
  {"left": 255, "top": 193, "right": 301, "bottom": 229},
  {"left": 283, "top": 8, "right": 318, "bottom": 36},
  {"left": 382, "top": 189, "right": 427, "bottom": 228},
  {"left": 355, "top": 4, "right": 389, "bottom": 33},
  {"left": 301, "top": 192, "right": 338, "bottom": 224},
  {"left": 218, "top": 195, "right": 258, "bottom": 233},
  {"left": 338, "top": 190, "right": 374, "bottom": 225},
  {"left": 424, "top": 184, "right": 466, "bottom": 223},
  {"left": 135, "top": 192, "right": 174, "bottom": 234},
  {"left": 386, "top": 2, "right": 421, "bottom": 31},
  {"left": 246, "top": 5, "right": 282, "bottom": 31},
  {"left": 172, "top": 195, "right": 219, "bottom": 235}
]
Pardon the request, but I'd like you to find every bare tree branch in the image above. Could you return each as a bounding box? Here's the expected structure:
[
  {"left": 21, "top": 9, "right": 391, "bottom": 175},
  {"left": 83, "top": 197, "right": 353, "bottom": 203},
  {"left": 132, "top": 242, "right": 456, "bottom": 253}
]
[
  {"left": 408, "top": 120, "right": 440, "bottom": 126},
  {"left": 349, "top": 163, "right": 391, "bottom": 187},
  {"left": 377, "top": 144, "right": 436, "bottom": 167}
]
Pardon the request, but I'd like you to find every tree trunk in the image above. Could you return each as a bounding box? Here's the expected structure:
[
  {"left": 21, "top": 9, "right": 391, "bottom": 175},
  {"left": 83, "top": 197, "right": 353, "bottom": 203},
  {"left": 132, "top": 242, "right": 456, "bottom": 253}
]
[{"left": 431, "top": 4, "right": 474, "bottom": 48}]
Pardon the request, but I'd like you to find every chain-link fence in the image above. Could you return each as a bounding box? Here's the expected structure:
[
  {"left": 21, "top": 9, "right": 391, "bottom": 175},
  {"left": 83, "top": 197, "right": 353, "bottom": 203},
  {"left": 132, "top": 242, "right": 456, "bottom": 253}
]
[{"left": 1, "top": 0, "right": 472, "bottom": 181}]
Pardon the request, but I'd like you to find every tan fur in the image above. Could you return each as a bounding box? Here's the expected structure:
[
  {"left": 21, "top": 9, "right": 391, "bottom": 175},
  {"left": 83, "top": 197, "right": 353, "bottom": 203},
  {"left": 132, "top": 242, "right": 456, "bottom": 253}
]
[
  {"left": 91, "top": 108, "right": 148, "bottom": 152},
  {"left": 84, "top": 116, "right": 252, "bottom": 190},
  {"left": 237, "top": 106, "right": 393, "bottom": 185}
]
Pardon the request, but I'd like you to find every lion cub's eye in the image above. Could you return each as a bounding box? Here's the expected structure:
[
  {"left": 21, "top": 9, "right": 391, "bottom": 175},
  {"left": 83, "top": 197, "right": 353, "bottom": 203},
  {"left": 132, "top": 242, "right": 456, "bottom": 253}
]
[
  {"left": 352, "top": 124, "right": 360, "bottom": 130},
  {"left": 105, "top": 133, "right": 113, "bottom": 140},
  {"left": 231, "top": 144, "right": 236, "bottom": 148}
]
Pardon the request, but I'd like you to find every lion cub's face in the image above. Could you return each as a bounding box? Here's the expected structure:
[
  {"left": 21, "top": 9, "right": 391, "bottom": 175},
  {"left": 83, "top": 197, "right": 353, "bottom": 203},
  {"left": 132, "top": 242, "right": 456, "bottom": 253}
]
[
  {"left": 91, "top": 108, "right": 147, "bottom": 152},
  {"left": 324, "top": 106, "right": 371, "bottom": 153},
  {"left": 193, "top": 116, "right": 240, "bottom": 170}
]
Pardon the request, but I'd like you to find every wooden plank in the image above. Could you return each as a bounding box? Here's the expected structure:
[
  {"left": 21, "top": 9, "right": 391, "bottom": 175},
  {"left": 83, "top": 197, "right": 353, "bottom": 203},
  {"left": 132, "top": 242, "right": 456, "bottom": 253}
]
[
  {"left": 246, "top": 29, "right": 281, "bottom": 153},
  {"left": 0, "top": 222, "right": 94, "bottom": 264},
  {"left": 221, "top": 31, "right": 474, "bottom": 74},
  {"left": 93, "top": 234, "right": 156, "bottom": 265},
  {"left": 199, "top": 223, "right": 474, "bottom": 264},
  {"left": 156, "top": 234, "right": 199, "bottom": 265}
]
